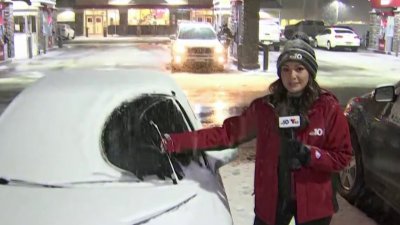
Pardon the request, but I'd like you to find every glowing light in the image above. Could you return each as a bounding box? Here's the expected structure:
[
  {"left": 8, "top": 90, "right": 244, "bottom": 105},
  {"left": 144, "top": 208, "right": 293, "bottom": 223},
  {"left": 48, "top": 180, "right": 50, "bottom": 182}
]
[
  {"left": 109, "top": 0, "right": 131, "bottom": 5},
  {"left": 193, "top": 104, "right": 202, "bottom": 115},
  {"left": 218, "top": 56, "right": 225, "bottom": 64},
  {"left": 173, "top": 44, "right": 186, "bottom": 54},
  {"left": 175, "top": 56, "right": 182, "bottom": 64},
  {"left": 213, "top": 101, "right": 227, "bottom": 125},
  {"left": 214, "top": 45, "right": 224, "bottom": 54},
  {"left": 166, "top": 0, "right": 187, "bottom": 5},
  {"left": 57, "top": 10, "right": 75, "bottom": 22}
]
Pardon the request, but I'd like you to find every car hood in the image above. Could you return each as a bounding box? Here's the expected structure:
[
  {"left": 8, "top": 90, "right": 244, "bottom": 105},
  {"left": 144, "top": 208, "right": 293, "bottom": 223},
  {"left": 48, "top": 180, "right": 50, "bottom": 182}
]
[
  {"left": 174, "top": 39, "right": 222, "bottom": 48},
  {"left": 0, "top": 179, "right": 232, "bottom": 225}
]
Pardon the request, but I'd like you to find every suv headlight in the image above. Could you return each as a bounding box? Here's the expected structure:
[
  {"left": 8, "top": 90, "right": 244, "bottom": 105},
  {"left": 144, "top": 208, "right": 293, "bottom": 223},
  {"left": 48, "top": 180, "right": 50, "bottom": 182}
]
[
  {"left": 214, "top": 45, "right": 224, "bottom": 54},
  {"left": 173, "top": 44, "right": 186, "bottom": 54}
]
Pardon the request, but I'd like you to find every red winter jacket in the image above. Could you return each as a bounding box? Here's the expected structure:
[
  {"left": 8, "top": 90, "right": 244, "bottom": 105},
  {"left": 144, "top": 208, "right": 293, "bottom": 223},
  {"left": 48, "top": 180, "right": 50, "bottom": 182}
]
[{"left": 165, "top": 92, "right": 352, "bottom": 224}]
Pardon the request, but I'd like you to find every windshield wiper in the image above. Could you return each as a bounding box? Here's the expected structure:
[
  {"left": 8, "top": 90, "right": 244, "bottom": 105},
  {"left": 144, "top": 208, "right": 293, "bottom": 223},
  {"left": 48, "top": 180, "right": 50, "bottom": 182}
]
[
  {"left": 0, "top": 177, "right": 66, "bottom": 188},
  {"left": 149, "top": 120, "right": 180, "bottom": 185}
]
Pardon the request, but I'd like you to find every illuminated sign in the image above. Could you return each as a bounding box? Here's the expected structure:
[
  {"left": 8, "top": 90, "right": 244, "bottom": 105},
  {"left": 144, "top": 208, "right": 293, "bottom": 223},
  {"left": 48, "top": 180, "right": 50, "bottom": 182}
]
[
  {"left": 370, "top": 0, "right": 400, "bottom": 8},
  {"left": 31, "top": 0, "right": 56, "bottom": 4}
]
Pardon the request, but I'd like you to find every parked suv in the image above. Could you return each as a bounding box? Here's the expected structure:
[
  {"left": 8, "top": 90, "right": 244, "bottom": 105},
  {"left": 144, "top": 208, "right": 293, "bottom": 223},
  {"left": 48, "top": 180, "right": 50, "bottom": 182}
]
[
  {"left": 339, "top": 81, "right": 400, "bottom": 214},
  {"left": 259, "top": 19, "right": 281, "bottom": 51},
  {"left": 284, "top": 20, "right": 325, "bottom": 40},
  {"left": 170, "top": 22, "right": 226, "bottom": 72}
]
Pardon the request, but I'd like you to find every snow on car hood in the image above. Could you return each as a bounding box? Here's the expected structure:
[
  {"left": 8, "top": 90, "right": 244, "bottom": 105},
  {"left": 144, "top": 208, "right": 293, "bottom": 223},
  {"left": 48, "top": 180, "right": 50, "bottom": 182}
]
[
  {"left": 0, "top": 185, "right": 195, "bottom": 225},
  {"left": 0, "top": 69, "right": 198, "bottom": 184},
  {"left": 175, "top": 39, "right": 223, "bottom": 48},
  {"left": 0, "top": 163, "right": 233, "bottom": 225}
]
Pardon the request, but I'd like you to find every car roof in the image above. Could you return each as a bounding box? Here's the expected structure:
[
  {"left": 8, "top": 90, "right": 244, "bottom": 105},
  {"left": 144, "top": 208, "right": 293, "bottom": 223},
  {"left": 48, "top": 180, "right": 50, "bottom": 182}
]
[
  {"left": 178, "top": 22, "right": 214, "bottom": 29},
  {"left": 0, "top": 69, "right": 196, "bottom": 184},
  {"left": 329, "top": 25, "right": 354, "bottom": 30},
  {"left": 330, "top": 27, "right": 355, "bottom": 32}
]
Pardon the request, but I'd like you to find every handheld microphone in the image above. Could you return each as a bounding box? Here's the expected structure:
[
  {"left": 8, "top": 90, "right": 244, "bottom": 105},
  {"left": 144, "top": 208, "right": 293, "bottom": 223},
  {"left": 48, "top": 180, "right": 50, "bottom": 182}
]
[{"left": 278, "top": 115, "right": 301, "bottom": 139}]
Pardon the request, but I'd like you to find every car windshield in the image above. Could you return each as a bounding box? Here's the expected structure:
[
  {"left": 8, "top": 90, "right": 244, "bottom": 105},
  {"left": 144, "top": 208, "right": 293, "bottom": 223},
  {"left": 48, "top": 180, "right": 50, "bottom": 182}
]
[
  {"left": 335, "top": 30, "right": 354, "bottom": 34},
  {"left": 102, "top": 94, "right": 199, "bottom": 179},
  {"left": 178, "top": 26, "right": 217, "bottom": 40}
]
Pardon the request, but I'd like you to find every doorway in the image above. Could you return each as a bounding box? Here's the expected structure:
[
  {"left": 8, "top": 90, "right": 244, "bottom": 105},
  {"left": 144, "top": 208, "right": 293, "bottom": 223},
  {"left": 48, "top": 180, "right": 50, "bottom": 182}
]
[{"left": 86, "top": 15, "right": 103, "bottom": 35}]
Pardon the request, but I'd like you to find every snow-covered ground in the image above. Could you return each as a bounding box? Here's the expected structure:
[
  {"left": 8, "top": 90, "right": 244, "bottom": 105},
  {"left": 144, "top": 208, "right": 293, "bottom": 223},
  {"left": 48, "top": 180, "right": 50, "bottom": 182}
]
[{"left": 220, "top": 162, "right": 258, "bottom": 225}]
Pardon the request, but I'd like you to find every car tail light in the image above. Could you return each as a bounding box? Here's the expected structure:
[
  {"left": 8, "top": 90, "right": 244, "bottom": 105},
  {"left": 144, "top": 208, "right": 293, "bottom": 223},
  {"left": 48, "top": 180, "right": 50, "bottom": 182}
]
[
  {"left": 335, "top": 35, "right": 343, "bottom": 38},
  {"left": 354, "top": 35, "right": 359, "bottom": 39}
]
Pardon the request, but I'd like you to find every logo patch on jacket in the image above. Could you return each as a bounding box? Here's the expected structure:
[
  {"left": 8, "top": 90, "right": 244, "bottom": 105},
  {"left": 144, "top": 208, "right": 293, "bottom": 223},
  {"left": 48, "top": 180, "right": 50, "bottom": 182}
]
[
  {"left": 315, "top": 150, "right": 321, "bottom": 159},
  {"left": 309, "top": 128, "right": 324, "bottom": 136}
]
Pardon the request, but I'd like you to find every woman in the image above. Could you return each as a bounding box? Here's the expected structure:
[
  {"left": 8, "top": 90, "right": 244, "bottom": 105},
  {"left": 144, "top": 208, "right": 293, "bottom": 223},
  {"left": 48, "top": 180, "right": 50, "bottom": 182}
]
[{"left": 162, "top": 37, "right": 352, "bottom": 225}]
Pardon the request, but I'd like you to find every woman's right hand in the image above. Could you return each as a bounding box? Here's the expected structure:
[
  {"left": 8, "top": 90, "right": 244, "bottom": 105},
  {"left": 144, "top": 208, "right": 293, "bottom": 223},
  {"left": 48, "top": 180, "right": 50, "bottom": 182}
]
[{"left": 161, "top": 134, "right": 175, "bottom": 153}]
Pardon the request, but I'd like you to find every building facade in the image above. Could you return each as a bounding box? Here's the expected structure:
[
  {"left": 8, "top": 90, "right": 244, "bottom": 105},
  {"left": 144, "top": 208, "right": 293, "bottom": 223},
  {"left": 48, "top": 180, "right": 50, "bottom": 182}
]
[
  {"left": 57, "top": 0, "right": 214, "bottom": 37},
  {"left": 369, "top": 0, "right": 400, "bottom": 54},
  {"left": 0, "top": 0, "right": 13, "bottom": 62}
]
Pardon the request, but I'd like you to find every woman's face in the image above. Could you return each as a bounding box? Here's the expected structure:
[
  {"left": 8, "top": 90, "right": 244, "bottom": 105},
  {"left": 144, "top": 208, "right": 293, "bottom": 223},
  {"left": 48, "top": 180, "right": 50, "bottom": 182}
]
[{"left": 280, "top": 61, "right": 310, "bottom": 96}]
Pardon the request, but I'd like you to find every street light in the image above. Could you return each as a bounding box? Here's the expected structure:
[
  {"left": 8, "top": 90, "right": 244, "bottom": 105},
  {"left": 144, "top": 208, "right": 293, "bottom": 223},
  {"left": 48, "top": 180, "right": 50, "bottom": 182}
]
[
  {"left": 333, "top": 0, "right": 340, "bottom": 24},
  {"left": 331, "top": 0, "right": 348, "bottom": 24}
]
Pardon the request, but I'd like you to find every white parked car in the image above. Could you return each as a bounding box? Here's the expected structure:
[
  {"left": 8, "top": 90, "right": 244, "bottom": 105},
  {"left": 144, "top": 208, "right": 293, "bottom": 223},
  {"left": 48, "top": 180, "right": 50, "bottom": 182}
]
[
  {"left": 58, "top": 23, "right": 75, "bottom": 40},
  {"left": 259, "top": 19, "right": 282, "bottom": 51},
  {"left": 170, "top": 22, "right": 226, "bottom": 72},
  {"left": 314, "top": 27, "right": 360, "bottom": 51},
  {"left": 0, "top": 69, "right": 237, "bottom": 225}
]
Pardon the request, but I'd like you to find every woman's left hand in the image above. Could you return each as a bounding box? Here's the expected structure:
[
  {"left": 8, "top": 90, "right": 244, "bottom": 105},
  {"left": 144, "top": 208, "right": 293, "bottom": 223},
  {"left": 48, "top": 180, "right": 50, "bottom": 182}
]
[{"left": 287, "top": 139, "right": 312, "bottom": 170}]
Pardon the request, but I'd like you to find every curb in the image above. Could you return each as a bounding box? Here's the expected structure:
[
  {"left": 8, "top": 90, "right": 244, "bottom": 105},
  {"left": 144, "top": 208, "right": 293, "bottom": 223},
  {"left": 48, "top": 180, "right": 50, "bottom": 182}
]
[{"left": 0, "top": 59, "right": 12, "bottom": 66}]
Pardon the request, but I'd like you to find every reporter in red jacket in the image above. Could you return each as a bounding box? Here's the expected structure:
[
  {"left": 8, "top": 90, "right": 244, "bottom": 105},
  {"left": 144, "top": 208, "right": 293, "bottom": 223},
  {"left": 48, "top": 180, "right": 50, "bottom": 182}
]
[{"left": 164, "top": 38, "right": 352, "bottom": 225}]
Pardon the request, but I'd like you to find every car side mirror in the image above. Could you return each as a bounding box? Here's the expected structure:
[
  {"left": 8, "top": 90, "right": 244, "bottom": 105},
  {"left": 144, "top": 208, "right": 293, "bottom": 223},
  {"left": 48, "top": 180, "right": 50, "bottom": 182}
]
[
  {"left": 205, "top": 148, "right": 238, "bottom": 173},
  {"left": 170, "top": 35, "right": 176, "bottom": 40},
  {"left": 374, "top": 85, "right": 395, "bottom": 102}
]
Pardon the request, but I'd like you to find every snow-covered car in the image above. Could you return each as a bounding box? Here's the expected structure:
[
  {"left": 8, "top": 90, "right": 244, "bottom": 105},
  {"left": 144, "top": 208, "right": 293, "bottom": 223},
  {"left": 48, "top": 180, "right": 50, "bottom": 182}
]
[
  {"left": 0, "top": 69, "right": 237, "bottom": 225},
  {"left": 314, "top": 27, "right": 360, "bottom": 51},
  {"left": 339, "top": 80, "right": 400, "bottom": 214},
  {"left": 58, "top": 23, "right": 75, "bottom": 40},
  {"left": 170, "top": 22, "right": 226, "bottom": 72}
]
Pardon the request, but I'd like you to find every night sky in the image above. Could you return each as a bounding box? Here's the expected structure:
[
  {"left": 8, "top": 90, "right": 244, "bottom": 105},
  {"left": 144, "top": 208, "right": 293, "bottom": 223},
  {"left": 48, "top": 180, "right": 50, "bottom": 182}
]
[{"left": 278, "top": 0, "right": 372, "bottom": 23}]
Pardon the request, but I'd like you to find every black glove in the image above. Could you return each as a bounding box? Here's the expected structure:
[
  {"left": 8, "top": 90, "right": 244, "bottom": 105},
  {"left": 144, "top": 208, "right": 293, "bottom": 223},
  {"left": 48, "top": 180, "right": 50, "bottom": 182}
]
[{"left": 286, "top": 139, "right": 311, "bottom": 170}]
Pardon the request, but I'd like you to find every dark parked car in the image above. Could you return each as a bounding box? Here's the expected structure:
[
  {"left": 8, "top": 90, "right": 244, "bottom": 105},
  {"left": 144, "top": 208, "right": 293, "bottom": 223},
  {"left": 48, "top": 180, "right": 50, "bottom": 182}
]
[
  {"left": 339, "top": 81, "right": 400, "bottom": 214},
  {"left": 283, "top": 20, "right": 325, "bottom": 40}
]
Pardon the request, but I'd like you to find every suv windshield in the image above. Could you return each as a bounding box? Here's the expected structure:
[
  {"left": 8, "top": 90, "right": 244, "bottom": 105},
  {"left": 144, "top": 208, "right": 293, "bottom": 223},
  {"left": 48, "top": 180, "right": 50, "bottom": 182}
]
[{"left": 178, "top": 26, "right": 217, "bottom": 40}]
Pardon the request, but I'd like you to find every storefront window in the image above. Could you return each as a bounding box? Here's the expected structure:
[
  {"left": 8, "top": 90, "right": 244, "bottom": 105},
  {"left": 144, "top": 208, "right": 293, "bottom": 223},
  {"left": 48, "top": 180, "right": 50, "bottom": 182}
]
[
  {"left": 107, "top": 9, "right": 119, "bottom": 26},
  {"left": 14, "top": 16, "right": 25, "bottom": 33},
  {"left": 57, "top": 10, "right": 75, "bottom": 22},
  {"left": 191, "top": 9, "right": 213, "bottom": 24},
  {"left": 128, "top": 9, "right": 169, "bottom": 25}
]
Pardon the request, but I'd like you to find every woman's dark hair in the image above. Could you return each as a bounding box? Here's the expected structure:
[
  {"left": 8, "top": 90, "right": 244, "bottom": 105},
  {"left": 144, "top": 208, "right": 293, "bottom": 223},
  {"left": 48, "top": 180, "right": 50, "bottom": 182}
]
[{"left": 269, "top": 78, "right": 322, "bottom": 128}]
